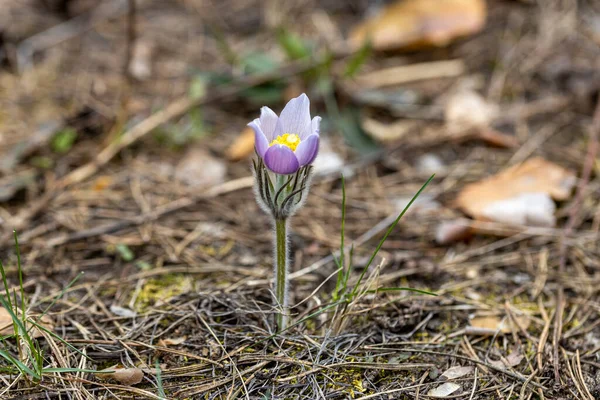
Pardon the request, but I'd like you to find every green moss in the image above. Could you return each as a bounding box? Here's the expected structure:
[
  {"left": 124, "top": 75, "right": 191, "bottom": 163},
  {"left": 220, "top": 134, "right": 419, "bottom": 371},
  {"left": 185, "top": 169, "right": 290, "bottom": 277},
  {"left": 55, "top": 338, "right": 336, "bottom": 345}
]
[{"left": 135, "top": 274, "right": 193, "bottom": 310}]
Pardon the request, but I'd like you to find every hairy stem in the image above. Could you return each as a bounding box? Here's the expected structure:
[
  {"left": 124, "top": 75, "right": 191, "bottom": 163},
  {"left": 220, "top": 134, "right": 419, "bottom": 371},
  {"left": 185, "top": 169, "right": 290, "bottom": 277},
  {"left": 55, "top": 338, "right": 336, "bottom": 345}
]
[{"left": 274, "top": 218, "right": 289, "bottom": 330}]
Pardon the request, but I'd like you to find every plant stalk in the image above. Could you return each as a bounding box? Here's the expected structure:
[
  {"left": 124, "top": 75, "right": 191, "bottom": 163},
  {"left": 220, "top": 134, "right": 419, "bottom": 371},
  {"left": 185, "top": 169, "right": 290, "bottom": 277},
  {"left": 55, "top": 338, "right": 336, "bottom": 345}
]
[{"left": 274, "top": 217, "right": 289, "bottom": 330}]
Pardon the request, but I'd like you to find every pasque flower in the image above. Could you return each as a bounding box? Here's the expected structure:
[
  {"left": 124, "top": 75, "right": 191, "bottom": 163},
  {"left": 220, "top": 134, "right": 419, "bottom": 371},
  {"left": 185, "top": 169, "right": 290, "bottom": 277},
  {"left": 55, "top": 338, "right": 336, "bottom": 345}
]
[
  {"left": 249, "top": 94, "right": 320, "bottom": 330},
  {"left": 248, "top": 93, "right": 320, "bottom": 175}
]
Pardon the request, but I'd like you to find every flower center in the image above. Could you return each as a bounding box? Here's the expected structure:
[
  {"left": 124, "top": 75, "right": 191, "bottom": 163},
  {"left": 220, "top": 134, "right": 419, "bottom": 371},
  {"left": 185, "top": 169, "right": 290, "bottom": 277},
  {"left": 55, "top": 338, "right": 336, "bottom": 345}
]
[{"left": 269, "top": 133, "right": 300, "bottom": 152}]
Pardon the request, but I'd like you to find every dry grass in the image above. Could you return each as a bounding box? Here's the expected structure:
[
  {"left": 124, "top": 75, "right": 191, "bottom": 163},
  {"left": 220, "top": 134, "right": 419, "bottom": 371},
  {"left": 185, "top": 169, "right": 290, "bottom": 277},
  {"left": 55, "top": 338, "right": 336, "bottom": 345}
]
[{"left": 0, "top": 0, "right": 599, "bottom": 398}]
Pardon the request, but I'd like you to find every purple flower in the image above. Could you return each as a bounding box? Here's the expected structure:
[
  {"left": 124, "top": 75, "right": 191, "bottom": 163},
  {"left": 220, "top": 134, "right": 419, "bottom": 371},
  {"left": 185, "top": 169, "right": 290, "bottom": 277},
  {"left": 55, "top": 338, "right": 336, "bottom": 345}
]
[{"left": 248, "top": 94, "right": 320, "bottom": 175}]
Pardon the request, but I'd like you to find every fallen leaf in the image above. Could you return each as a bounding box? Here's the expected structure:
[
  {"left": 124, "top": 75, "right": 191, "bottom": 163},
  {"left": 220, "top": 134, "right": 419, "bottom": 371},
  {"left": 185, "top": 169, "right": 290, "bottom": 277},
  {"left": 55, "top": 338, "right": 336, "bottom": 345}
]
[
  {"left": 479, "top": 192, "right": 556, "bottom": 227},
  {"left": 110, "top": 305, "right": 137, "bottom": 318},
  {"left": 362, "top": 117, "right": 418, "bottom": 142},
  {"left": 350, "top": 0, "right": 486, "bottom": 51},
  {"left": 0, "top": 308, "right": 54, "bottom": 338},
  {"left": 225, "top": 126, "right": 255, "bottom": 161},
  {"left": 441, "top": 365, "right": 473, "bottom": 380},
  {"left": 427, "top": 382, "right": 461, "bottom": 398},
  {"left": 455, "top": 157, "right": 576, "bottom": 227},
  {"left": 435, "top": 220, "right": 473, "bottom": 245},
  {"left": 98, "top": 365, "right": 144, "bottom": 385},
  {"left": 445, "top": 89, "right": 497, "bottom": 131},
  {"left": 175, "top": 148, "right": 227, "bottom": 188},
  {"left": 444, "top": 89, "right": 518, "bottom": 148},
  {"left": 312, "top": 140, "right": 345, "bottom": 176},
  {"left": 158, "top": 337, "right": 187, "bottom": 347},
  {"left": 467, "top": 315, "right": 530, "bottom": 335},
  {"left": 30, "top": 315, "right": 54, "bottom": 339},
  {"left": 0, "top": 307, "right": 13, "bottom": 335},
  {"left": 488, "top": 350, "right": 524, "bottom": 369}
]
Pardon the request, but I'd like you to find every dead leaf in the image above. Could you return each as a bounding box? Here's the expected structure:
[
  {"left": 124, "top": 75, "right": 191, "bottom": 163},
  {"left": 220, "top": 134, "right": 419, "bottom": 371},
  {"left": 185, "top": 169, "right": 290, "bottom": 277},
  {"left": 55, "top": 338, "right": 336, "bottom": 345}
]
[
  {"left": 441, "top": 365, "right": 473, "bottom": 380},
  {"left": 0, "top": 307, "right": 13, "bottom": 335},
  {"left": 467, "top": 314, "right": 531, "bottom": 335},
  {"left": 225, "top": 126, "right": 255, "bottom": 161},
  {"left": 445, "top": 89, "right": 518, "bottom": 148},
  {"left": 455, "top": 157, "right": 576, "bottom": 227},
  {"left": 30, "top": 315, "right": 54, "bottom": 339},
  {"left": 488, "top": 350, "right": 524, "bottom": 369},
  {"left": 175, "top": 148, "right": 227, "bottom": 188},
  {"left": 362, "top": 117, "right": 417, "bottom": 142},
  {"left": 350, "top": 0, "right": 486, "bottom": 51},
  {"left": 427, "top": 382, "right": 461, "bottom": 398},
  {"left": 110, "top": 305, "right": 137, "bottom": 318},
  {"left": 312, "top": 140, "right": 345, "bottom": 176},
  {"left": 0, "top": 308, "right": 53, "bottom": 338},
  {"left": 435, "top": 220, "right": 473, "bottom": 245},
  {"left": 157, "top": 336, "right": 187, "bottom": 347},
  {"left": 445, "top": 89, "right": 497, "bottom": 131},
  {"left": 98, "top": 365, "right": 144, "bottom": 385}
]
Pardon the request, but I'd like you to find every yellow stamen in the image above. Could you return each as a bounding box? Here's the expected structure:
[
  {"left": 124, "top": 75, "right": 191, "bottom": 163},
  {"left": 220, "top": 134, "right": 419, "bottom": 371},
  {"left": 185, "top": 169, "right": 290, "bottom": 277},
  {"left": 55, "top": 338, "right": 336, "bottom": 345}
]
[{"left": 269, "top": 133, "right": 300, "bottom": 152}]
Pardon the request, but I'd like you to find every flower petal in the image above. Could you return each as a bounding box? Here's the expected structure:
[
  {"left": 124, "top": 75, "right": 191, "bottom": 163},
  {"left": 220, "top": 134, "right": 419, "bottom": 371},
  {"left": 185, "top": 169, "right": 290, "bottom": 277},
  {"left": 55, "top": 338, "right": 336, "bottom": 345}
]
[
  {"left": 248, "top": 119, "right": 269, "bottom": 158},
  {"left": 301, "top": 115, "right": 321, "bottom": 140},
  {"left": 259, "top": 106, "right": 279, "bottom": 141},
  {"left": 264, "top": 144, "right": 300, "bottom": 174},
  {"left": 295, "top": 134, "right": 319, "bottom": 166},
  {"left": 279, "top": 93, "right": 311, "bottom": 136}
]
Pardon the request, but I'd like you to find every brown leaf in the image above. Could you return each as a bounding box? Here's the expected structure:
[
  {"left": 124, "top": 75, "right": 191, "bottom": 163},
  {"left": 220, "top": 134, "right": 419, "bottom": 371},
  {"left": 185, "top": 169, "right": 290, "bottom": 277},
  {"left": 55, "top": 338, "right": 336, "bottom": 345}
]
[
  {"left": 362, "top": 117, "right": 418, "bottom": 142},
  {"left": 0, "top": 308, "right": 53, "bottom": 338},
  {"left": 0, "top": 307, "right": 12, "bottom": 335},
  {"left": 455, "top": 157, "right": 576, "bottom": 227},
  {"left": 225, "top": 127, "right": 255, "bottom": 161},
  {"left": 445, "top": 89, "right": 497, "bottom": 131},
  {"left": 157, "top": 336, "right": 187, "bottom": 347},
  {"left": 98, "top": 365, "right": 144, "bottom": 385},
  {"left": 428, "top": 382, "right": 461, "bottom": 398},
  {"left": 441, "top": 365, "right": 473, "bottom": 380},
  {"left": 435, "top": 220, "right": 473, "bottom": 245},
  {"left": 488, "top": 350, "right": 524, "bottom": 369},
  {"left": 350, "top": 0, "right": 487, "bottom": 51},
  {"left": 467, "top": 315, "right": 530, "bottom": 336}
]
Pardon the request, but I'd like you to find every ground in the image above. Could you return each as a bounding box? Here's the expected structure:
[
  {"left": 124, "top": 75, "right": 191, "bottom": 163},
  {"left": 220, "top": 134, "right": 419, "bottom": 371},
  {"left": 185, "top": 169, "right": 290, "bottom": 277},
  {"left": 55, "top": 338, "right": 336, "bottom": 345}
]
[{"left": 0, "top": 0, "right": 599, "bottom": 399}]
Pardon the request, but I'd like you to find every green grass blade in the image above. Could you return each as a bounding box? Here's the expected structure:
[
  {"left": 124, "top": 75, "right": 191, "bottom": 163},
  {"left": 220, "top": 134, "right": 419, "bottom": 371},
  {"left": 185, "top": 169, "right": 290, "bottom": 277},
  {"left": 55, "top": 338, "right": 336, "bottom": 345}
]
[
  {"left": 0, "top": 348, "right": 40, "bottom": 379},
  {"left": 351, "top": 175, "right": 435, "bottom": 297},
  {"left": 13, "top": 231, "right": 26, "bottom": 328},
  {"left": 334, "top": 175, "right": 347, "bottom": 300},
  {"left": 0, "top": 296, "right": 32, "bottom": 344},
  {"left": 342, "top": 244, "right": 354, "bottom": 290},
  {"left": 156, "top": 359, "right": 166, "bottom": 399},
  {"left": 344, "top": 40, "right": 371, "bottom": 78},
  {"left": 0, "top": 259, "right": 14, "bottom": 311}
]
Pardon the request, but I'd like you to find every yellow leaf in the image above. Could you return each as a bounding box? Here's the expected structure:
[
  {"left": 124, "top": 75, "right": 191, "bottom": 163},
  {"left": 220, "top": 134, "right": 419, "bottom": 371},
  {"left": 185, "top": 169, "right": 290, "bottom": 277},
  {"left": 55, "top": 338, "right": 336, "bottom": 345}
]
[
  {"left": 350, "top": 0, "right": 487, "bottom": 51},
  {"left": 225, "top": 127, "right": 255, "bottom": 161}
]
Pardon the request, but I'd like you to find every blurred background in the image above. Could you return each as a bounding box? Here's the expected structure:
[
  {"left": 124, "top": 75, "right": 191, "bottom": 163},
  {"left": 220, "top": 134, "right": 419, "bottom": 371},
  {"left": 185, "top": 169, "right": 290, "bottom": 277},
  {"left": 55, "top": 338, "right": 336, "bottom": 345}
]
[{"left": 1, "top": 0, "right": 600, "bottom": 398}]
